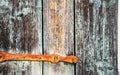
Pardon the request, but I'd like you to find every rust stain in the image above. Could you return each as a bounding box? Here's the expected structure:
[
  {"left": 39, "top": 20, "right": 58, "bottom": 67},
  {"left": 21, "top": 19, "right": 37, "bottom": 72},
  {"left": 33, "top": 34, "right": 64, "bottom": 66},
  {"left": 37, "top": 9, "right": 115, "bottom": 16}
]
[{"left": 51, "top": 0, "right": 66, "bottom": 54}]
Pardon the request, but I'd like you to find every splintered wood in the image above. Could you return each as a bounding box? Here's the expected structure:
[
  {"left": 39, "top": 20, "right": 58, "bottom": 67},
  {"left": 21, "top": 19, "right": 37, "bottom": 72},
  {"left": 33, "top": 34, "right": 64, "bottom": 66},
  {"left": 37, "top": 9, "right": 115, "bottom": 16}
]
[{"left": 0, "top": 52, "right": 78, "bottom": 64}]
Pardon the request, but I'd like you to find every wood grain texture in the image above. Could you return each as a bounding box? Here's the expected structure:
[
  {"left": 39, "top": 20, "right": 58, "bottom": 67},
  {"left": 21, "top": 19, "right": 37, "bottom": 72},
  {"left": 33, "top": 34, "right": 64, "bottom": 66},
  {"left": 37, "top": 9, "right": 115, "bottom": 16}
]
[
  {"left": 43, "top": 0, "right": 74, "bottom": 75},
  {"left": 0, "top": 0, "right": 42, "bottom": 75},
  {"left": 0, "top": 0, "right": 118, "bottom": 75},
  {"left": 75, "top": 0, "right": 118, "bottom": 75}
]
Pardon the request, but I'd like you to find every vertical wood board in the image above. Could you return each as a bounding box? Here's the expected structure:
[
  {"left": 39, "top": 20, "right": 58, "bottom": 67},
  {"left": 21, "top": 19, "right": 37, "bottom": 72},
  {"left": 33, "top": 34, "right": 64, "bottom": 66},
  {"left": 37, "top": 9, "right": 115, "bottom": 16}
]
[
  {"left": 75, "top": 0, "right": 118, "bottom": 75},
  {"left": 0, "top": 0, "right": 42, "bottom": 75},
  {"left": 43, "top": 0, "right": 74, "bottom": 75}
]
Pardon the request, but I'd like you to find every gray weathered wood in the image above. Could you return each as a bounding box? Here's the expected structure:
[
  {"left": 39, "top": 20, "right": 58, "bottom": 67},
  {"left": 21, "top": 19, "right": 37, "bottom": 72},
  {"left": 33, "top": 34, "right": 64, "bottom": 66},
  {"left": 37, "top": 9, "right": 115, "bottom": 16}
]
[
  {"left": 0, "top": 0, "right": 118, "bottom": 75},
  {"left": 0, "top": 0, "right": 42, "bottom": 75},
  {"left": 75, "top": 0, "right": 118, "bottom": 75},
  {"left": 43, "top": 0, "right": 74, "bottom": 75}
]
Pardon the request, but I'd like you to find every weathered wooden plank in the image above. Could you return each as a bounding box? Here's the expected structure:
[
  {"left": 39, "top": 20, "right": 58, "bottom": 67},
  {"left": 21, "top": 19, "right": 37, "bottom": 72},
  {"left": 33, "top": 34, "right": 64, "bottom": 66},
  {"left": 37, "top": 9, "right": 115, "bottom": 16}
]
[
  {"left": 43, "top": 0, "right": 74, "bottom": 75},
  {"left": 0, "top": 0, "right": 42, "bottom": 75},
  {"left": 75, "top": 0, "right": 118, "bottom": 75},
  {"left": 75, "top": 0, "right": 84, "bottom": 75},
  {"left": 118, "top": 0, "right": 120, "bottom": 74}
]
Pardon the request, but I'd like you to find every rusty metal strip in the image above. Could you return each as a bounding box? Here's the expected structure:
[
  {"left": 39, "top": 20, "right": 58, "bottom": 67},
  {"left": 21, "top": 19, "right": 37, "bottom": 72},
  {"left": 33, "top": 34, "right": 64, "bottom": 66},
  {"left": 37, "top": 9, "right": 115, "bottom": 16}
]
[{"left": 0, "top": 52, "right": 78, "bottom": 64}]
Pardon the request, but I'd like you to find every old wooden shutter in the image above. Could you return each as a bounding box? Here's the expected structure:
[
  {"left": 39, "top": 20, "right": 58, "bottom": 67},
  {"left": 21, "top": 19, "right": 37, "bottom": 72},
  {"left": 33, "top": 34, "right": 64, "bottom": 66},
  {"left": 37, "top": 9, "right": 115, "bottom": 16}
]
[{"left": 0, "top": 0, "right": 118, "bottom": 75}]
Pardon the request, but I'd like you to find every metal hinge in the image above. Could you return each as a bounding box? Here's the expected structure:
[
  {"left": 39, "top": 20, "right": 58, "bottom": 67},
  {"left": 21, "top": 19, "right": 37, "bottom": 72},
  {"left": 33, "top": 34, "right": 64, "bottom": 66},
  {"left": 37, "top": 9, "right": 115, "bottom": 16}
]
[{"left": 0, "top": 52, "right": 78, "bottom": 64}]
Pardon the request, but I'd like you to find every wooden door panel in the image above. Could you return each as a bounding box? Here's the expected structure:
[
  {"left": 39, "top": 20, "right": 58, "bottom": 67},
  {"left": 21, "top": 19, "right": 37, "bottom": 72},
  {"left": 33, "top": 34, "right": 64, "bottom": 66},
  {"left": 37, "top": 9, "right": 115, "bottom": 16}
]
[
  {"left": 0, "top": 0, "right": 42, "bottom": 75},
  {"left": 75, "top": 0, "right": 118, "bottom": 75},
  {"left": 43, "top": 0, "right": 74, "bottom": 75},
  {"left": 0, "top": 0, "right": 118, "bottom": 75}
]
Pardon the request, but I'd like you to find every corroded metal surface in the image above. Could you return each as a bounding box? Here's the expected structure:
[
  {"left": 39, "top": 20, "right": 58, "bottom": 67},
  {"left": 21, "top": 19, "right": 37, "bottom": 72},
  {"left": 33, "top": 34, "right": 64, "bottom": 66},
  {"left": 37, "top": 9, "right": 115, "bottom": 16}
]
[{"left": 0, "top": 52, "right": 78, "bottom": 63}]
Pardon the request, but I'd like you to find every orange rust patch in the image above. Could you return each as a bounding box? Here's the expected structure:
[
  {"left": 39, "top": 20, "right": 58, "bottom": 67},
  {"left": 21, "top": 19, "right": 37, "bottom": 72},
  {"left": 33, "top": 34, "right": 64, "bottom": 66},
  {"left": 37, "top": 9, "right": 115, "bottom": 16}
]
[{"left": 51, "top": 0, "right": 66, "bottom": 54}]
